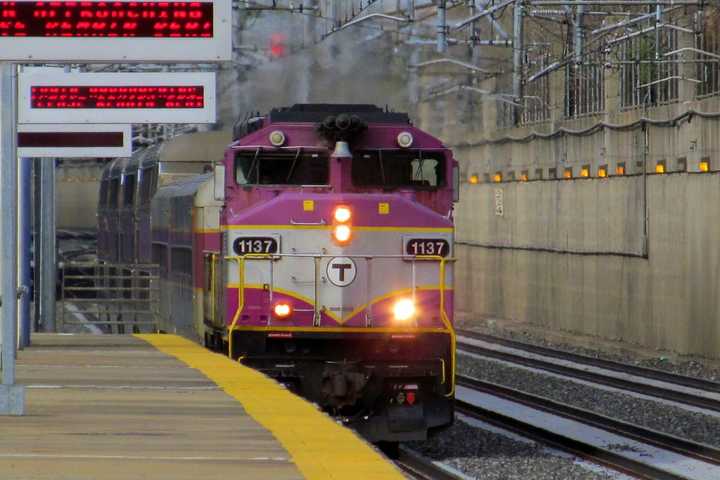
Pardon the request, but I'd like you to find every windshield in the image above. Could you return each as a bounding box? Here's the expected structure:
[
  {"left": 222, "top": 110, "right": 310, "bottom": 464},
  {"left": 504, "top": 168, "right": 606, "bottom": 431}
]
[
  {"left": 351, "top": 150, "right": 445, "bottom": 189},
  {"left": 235, "top": 148, "right": 329, "bottom": 186}
]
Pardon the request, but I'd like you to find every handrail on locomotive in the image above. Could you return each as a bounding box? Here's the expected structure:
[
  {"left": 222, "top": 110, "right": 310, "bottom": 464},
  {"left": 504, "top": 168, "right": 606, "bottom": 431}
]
[{"left": 224, "top": 253, "right": 457, "bottom": 396}]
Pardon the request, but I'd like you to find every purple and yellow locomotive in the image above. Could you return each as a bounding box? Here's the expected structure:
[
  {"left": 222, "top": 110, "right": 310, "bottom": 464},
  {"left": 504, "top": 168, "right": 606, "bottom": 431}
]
[{"left": 100, "top": 104, "right": 458, "bottom": 442}]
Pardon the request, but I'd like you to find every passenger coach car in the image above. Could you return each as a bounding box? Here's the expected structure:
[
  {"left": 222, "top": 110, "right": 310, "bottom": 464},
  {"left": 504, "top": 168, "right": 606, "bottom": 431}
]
[{"left": 100, "top": 104, "right": 459, "bottom": 442}]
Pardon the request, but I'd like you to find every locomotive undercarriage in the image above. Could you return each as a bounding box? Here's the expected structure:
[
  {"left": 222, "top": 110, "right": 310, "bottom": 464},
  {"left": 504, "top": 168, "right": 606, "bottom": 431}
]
[{"left": 218, "top": 330, "right": 454, "bottom": 442}]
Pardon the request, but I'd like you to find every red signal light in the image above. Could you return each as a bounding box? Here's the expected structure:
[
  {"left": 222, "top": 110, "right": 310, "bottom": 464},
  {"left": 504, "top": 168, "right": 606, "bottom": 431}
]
[{"left": 269, "top": 33, "right": 287, "bottom": 58}]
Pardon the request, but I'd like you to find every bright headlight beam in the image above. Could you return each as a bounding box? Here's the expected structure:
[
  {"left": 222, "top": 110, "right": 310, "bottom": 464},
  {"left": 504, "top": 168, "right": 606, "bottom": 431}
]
[
  {"left": 333, "top": 224, "right": 351, "bottom": 244},
  {"left": 393, "top": 299, "right": 416, "bottom": 322},
  {"left": 334, "top": 206, "right": 351, "bottom": 223}
]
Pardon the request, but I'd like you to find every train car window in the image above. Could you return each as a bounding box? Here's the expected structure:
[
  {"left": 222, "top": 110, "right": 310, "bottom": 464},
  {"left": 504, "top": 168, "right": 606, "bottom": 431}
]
[
  {"left": 98, "top": 180, "right": 108, "bottom": 207},
  {"left": 170, "top": 247, "right": 193, "bottom": 275},
  {"left": 152, "top": 243, "right": 168, "bottom": 274},
  {"left": 108, "top": 178, "right": 120, "bottom": 208},
  {"left": 235, "top": 149, "right": 329, "bottom": 186},
  {"left": 139, "top": 168, "right": 156, "bottom": 204},
  {"left": 351, "top": 150, "right": 445, "bottom": 189},
  {"left": 122, "top": 175, "right": 136, "bottom": 207}
]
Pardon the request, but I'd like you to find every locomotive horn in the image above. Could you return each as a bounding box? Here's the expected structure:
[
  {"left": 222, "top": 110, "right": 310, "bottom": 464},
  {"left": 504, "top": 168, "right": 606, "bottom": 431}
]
[
  {"left": 322, "top": 115, "right": 336, "bottom": 131},
  {"left": 317, "top": 113, "right": 368, "bottom": 144},
  {"left": 335, "top": 113, "right": 351, "bottom": 131}
]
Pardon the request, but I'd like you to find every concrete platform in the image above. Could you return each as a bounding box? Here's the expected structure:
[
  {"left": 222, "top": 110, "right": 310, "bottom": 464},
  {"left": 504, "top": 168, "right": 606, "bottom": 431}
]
[{"left": 1, "top": 334, "right": 403, "bottom": 480}]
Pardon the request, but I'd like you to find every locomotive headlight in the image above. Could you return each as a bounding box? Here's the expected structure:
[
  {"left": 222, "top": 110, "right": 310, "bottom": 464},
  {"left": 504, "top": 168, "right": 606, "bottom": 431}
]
[
  {"left": 393, "top": 299, "right": 416, "bottom": 322},
  {"left": 333, "top": 224, "right": 352, "bottom": 244},
  {"left": 273, "top": 302, "right": 292, "bottom": 319},
  {"left": 333, "top": 205, "right": 352, "bottom": 223},
  {"left": 269, "top": 130, "right": 286, "bottom": 147},
  {"left": 397, "top": 131, "right": 414, "bottom": 148}
]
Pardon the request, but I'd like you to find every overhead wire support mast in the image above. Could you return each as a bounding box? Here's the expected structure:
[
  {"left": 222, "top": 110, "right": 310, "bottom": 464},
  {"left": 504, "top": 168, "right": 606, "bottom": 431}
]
[
  {"left": 437, "top": 0, "right": 448, "bottom": 53},
  {"left": 512, "top": 0, "right": 524, "bottom": 123}
]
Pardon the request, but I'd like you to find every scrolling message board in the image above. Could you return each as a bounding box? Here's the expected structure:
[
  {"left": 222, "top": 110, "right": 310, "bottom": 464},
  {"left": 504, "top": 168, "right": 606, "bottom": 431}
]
[
  {"left": 0, "top": 1, "right": 230, "bottom": 62},
  {"left": 19, "top": 71, "right": 216, "bottom": 123}
]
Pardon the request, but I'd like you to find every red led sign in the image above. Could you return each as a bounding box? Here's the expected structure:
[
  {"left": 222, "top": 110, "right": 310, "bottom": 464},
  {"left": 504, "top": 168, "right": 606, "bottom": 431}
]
[
  {"left": 31, "top": 85, "right": 204, "bottom": 108},
  {"left": 0, "top": 1, "right": 213, "bottom": 38}
]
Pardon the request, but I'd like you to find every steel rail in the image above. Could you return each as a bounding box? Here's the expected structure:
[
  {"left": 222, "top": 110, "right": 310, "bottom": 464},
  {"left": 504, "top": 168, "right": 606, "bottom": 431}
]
[
  {"left": 457, "top": 389, "right": 688, "bottom": 479},
  {"left": 456, "top": 329, "right": 720, "bottom": 393},
  {"left": 457, "top": 375, "right": 720, "bottom": 467},
  {"left": 395, "top": 449, "right": 466, "bottom": 480},
  {"left": 456, "top": 333, "right": 720, "bottom": 412}
]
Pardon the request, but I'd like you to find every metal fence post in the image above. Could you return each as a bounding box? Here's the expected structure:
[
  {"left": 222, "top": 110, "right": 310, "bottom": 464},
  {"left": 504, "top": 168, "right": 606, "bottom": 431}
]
[
  {"left": 0, "top": 62, "right": 25, "bottom": 415},
  {"left": 18, "top": 157, "right": 31, "bottom": 348},
  {"left": 39, "top": 158, "right": 56, "bottom": 332}
]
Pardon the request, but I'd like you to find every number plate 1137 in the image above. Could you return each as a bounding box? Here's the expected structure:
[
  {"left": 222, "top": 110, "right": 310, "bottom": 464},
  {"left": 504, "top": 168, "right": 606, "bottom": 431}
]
[
  {"left": 233, "top": 237, "right": 279, "bottom": 255},
  {"left": 405, "top": 238, "right": 450, "bottom": 257}
]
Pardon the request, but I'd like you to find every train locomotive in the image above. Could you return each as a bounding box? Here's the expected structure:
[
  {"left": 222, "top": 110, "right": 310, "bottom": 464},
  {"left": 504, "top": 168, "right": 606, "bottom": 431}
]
[{"left": 99, "top": 104, "right": 458, "bottom": 442}]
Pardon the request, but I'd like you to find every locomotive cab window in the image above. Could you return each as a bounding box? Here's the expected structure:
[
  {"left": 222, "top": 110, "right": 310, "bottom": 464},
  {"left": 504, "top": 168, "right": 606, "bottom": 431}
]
[
  {"left": 98, "top": 180, "right": 109, "bottom": 208},
  {"left": 352, "top": 150, "right": 445, "bottom": 189},
  {"left": 235, "top": 148, "right": 329, "bottom": 186}
]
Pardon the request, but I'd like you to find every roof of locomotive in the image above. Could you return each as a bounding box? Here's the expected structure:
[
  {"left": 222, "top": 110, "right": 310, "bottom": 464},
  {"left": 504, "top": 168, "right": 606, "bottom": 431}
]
[
  {"left": 268, "top": 104, "right": 410, "bottom": 124},
  {"left": 233, "top": 104, "right": 411, "bottom": 141}
]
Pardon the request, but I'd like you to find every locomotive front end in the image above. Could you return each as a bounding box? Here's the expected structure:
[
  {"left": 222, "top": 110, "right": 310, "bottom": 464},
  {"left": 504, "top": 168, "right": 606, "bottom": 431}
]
[{"left": 212, "top": 105, "right": 457, "bottom": 442}]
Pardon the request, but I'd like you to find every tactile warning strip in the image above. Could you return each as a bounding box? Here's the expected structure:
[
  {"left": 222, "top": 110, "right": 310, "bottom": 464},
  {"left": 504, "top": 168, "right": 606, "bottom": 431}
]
[{"left": 136, "top": 334, "right": 404, "bottom": 480}]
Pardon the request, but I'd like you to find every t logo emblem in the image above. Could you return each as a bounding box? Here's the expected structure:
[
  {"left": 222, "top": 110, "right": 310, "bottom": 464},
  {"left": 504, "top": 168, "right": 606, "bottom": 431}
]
[{"left": 326, "top": 257, "right": 357, "bottom": 287}]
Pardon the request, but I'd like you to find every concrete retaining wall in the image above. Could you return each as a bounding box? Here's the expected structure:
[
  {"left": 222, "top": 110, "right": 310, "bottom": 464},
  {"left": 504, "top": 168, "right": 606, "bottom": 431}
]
[{"left": 454, "top": 155, "right": 720, "bottom": 359}]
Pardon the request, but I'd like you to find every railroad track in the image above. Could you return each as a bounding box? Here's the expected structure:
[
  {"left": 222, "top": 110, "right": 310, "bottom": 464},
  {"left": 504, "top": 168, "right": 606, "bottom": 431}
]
[
  {"left": 457, "top": 374, "right": 720, "bottom": 480},
  {"left": 456, "top": 329, "right": 720, "bottom": 413},
  {"left": 395, "top": 448, "right": 466, "bottom": 480}
]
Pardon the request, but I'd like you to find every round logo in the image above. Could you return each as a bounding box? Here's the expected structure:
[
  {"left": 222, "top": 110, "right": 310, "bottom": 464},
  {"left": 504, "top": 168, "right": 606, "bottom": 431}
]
[{"left": 326, "top": 257, "right": 357, "bottom": 287}]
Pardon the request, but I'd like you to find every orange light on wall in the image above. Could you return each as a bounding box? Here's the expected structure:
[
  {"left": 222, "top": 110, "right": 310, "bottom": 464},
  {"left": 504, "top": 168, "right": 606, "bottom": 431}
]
[
  {"left": 469, "top": 174, "right": 479, "bottom": 184},
  {"left": 699, "top": 160, "right": 710, "bottom": 172},
  {"left": 563, "top": 168, "right": 572, "bottom": 179},
  {"left": 493, "top": 172, "right": 503, "bottom": 183},
  {"left": 615, "top": 164, "right": 626, "bottom": 175},
  {"left": 520, "top": 171, "right": 529, "bottom": 182},
  {"left": 598, "top": 165, "right": 608, "bottom": 178},
  {"left": 655, "top": 160, "right": 666, "bottom": 174},
  {"left": 580, "top": 166, "right": 590, "bottom": 178}
]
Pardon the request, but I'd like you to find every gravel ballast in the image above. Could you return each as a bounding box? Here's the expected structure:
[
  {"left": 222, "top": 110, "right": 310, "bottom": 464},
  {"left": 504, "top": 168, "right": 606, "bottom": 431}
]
[
  {"left": 459, "top": 354, "right": 720, "bottom": 447},
  {"left": 461, "top": 323, "right": 720, "bottom": 382},
  {"left": 408, "top": 418, "right": 617, "bottom": 480}
]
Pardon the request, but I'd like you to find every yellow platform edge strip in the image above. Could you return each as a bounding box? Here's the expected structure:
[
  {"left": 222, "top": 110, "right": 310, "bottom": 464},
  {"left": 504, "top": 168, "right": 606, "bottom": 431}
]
[{"left": 135, "top": 334, "right": 405, "bottom": 480}]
